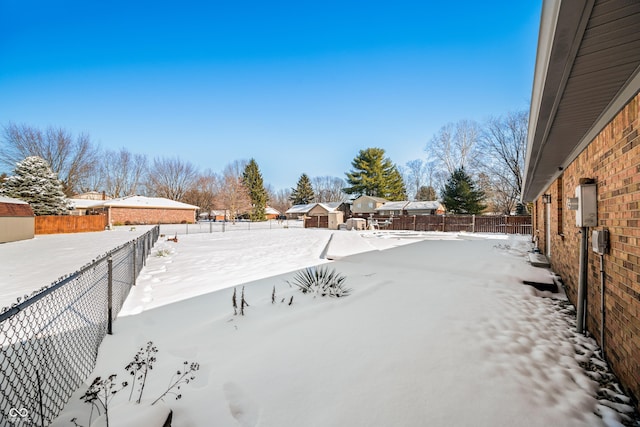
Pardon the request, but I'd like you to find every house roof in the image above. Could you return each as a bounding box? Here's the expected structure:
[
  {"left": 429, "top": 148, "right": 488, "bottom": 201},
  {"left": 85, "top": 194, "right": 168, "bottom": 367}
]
[
  {"left": 317, "top": 201, "right": 342, "bottom": 211},
  {"left": 285, "top": 203, "right": 316, "bottom": 214},
  {"left": 0, "top": 196, "right": 34, "bottom": 217},
  {"left": 354, "top": 195, "right": 388, "bottom": 203},
  {"left": 102, "top": 195, "right": 198, "bottom": 210},
  {"left": 68, "top": 198, "right": 106, "bottom": 210},
  {"left": 375, "top": 201, "right": 409, "bottom": 211},
  {"left": 405, "top": 201, "right": 444, "bottom": 211},
  {"left": 523, "top": 0, "right": 640, "bottom": 201},
  {"left": 265, "top": 206, "right": 281, "bottom": 215}
]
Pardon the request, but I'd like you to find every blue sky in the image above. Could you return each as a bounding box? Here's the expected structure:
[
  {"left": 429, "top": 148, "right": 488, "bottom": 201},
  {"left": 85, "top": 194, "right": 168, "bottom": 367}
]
[{"left": 0, "top": 1, "right": 542, "bottom": 191}]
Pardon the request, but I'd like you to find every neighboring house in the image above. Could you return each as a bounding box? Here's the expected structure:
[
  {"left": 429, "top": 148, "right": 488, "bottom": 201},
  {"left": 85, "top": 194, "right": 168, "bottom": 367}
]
[
  {"left": 375, "top": 201, "right": 409, "bottom": 217},
  {"left": 405, "top": 201, "right": 445, "bottom": 216},
  {"left": 265, "top": 206, "right": 281, "bottom": 220},
  {"left": 351, "top": 195, "right": 387, "bottom": 216},
  {"left": 523, "top": 0, "right": 640, "bottom": 410},
  {"left": 67, "top": 198, "right": 108, "bottom": 216},
  {"left": 198, "top": 210, "right": 229, "bottom": 221},
  {"left": 308, "top": 202, "right": 341, "bottom": 217},
  {"left": 74, "top": 191, "right": 109, "bottom": 201},
  {"left": 285, "top": 203, "right": 316, "bottom": 219},
  {"left": 303, "top": 202, "right": 344, "bottom": 230},
  {"left": 103, "top": 195, "right": 198, "bottom": 225},
  {"left": 0, "top": 197, "right": 35, "bottom": 243}
]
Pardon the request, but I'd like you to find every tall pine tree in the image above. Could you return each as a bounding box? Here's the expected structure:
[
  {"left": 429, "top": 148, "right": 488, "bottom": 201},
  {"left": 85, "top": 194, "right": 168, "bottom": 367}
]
[
  {"left": 344, "top": 147, "right": 407, "bottom": 200},
  {"left": 290, "top": 173, "right": 315, "bottom": 205},
  {"left": 1, "top": 156, "right": 68, "bottom": 215},
  {"left": 242, "top": 158, "right": 268, "bottom": 221},
  {"left": 441, "top": 167, "right": 486, "bottom": 214}
]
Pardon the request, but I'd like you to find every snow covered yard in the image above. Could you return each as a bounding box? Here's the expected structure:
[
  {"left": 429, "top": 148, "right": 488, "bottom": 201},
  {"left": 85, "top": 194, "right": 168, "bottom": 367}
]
[
  {"left": 34, "top": 228, "right": 638, "bottom": 427},
  {"left": 0, "top": 226, "right": 155, "bottom": 310}
]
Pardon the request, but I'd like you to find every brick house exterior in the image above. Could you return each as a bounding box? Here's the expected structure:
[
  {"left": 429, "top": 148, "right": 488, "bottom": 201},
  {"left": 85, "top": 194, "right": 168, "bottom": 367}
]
[
  {"left": 103, "top": 196, "right": 198, "bottom": 225},
  {"left": 524, "top": 1, "right": 640, "bottom": 409}
]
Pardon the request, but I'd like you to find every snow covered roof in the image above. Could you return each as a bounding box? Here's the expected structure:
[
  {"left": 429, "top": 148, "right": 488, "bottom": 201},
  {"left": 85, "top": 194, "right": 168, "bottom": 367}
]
[
  {"left": 405, "top": 201, "right": 444, "bottom": 211},
  {"left": 285, "top": 203, "right": 316, "bottom": 214},
  {"left": 265, "top": 206, "right": 281, "bottom": 215},
  {"left": 354, "top": 195, "right": 387, "bottom": 203},
  {"left": 318, "top": 201, "right": 342, "bottom": 211},
  {"left": 375, "top": 201, "right": 409, "bottom": 211},
  {"left": 67, "top": 198, "right": 106, "bottom": 209},
  {"left": 102, "top": 196, "right": 198, "bottom": 210},
  {"left": 0, "top": 196, "right": 28, "bottom": 205},
  {"left": 0, "top": 196, "right": 34, "bottom": 217}
]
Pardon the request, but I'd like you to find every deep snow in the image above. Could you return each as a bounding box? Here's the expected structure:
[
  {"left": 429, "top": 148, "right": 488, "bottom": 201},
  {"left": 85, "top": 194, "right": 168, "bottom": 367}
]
[{"left": 1, "top": 226, "right": 637, "bottom": 426}]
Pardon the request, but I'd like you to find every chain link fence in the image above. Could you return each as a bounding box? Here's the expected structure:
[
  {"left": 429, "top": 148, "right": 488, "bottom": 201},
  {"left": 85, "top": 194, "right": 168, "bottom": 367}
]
[
  {"left": 0, "top": 226, "right": 159, "bottom": 427},
  {"left": 159, "top": 219, "right": 303, "bottom": 236}
]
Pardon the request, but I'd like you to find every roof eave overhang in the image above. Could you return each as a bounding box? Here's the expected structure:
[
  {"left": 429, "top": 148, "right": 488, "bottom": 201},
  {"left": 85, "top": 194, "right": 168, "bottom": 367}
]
[
  {"left": 523, "top": 0, "right": 640, "bottom": 202},
  {"left": 523, "top": 0, "right": 594, "bottom": 202}
]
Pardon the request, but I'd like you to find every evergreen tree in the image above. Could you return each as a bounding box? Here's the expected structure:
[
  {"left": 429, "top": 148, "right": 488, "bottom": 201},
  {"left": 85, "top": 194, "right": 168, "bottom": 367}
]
[
  {"left": 1, "top": 156, "right": 68, "bottom": 215},
  {"left": 441, "top": 167, "right": 486, "bottom": 214},
  {"left": 344, "top": 147, "right": 407, "bottom": 201},
  {"left": 242, "top": 158, "right": 268, "bottom": 221},
  {"left": 416, "top": 185, "right": 437, "bottom": 201},
  {"left": 290, "top": 173, "right": 315, "bottom": 205}
]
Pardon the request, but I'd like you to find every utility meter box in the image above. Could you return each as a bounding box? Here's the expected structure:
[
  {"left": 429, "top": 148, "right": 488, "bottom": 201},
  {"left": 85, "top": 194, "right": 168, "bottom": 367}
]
[
  {"left": 592, "top": 229, "right": 609, "bottom": 254},
  {"left": 575, "top": 184, "right": 597, "bottom": 227}
]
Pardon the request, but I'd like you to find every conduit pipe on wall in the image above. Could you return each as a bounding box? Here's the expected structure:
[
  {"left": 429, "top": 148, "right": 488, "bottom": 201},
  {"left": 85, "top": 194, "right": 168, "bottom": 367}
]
[
  {"left": 576, "top": 227, "right": 588, "bottom": 334},
  {"left": 599, "top": 252, "right": 606, "bottom": 359}
]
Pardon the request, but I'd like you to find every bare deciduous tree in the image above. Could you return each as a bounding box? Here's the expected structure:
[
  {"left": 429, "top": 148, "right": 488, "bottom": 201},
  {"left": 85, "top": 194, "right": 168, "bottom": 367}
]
[
  {"left": 266, "top": 185, "right": 292, "bottom": 215},
  {"left": 311, "top": 176, "right": 347, "bottom": 203},
  {"left": 215, "top": 160, "right": 251, "bottom": 223},
  {"left": 479, "top": 111, "right": 528, "bottom": 214},
  {"left": 103, "top": 148, "right": 148, "bottom": 198},
  {"left": 426, "top": 120, "right": 481, "bottom": 176},
  {"left": 182, "top": 169, "right": 220, "bottom": 215},
  {"left": 146, "top": 156, "right": 198, "bottom": 201},
  {"left": 404, "top": 159, "right": 428, "bottom": 201},
  {"left": 0, "top": 123, "right": 100, "bottom": 196}
]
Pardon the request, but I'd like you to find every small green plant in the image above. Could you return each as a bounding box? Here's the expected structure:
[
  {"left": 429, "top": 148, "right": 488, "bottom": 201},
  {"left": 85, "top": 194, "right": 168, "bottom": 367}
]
[
  {"left": 155, "top": 248, "right": 171, "bottom": 257},
  {"left": 287, "top": 266, "right": 351, "bottom": 297}
]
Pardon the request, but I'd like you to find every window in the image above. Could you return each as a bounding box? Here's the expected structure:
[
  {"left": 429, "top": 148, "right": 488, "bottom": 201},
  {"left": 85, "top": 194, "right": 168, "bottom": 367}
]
[
  {"left": 368, "top": 202, "right": 373, "bottom": 208},
  {"left": 357, "top": 203, "right": 361, "bottom": 208},
  {"left": 557, "top": 175, "right": 563, "bottom": 235}
]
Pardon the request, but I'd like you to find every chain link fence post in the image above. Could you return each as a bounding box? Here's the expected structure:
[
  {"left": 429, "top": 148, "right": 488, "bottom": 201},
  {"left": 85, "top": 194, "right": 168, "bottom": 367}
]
[
  {"left": 107, "top": 257, "right": 113, "bottom": 335},
  {"left": 132, "top": 241, "right": 137, "bottom": 286}
]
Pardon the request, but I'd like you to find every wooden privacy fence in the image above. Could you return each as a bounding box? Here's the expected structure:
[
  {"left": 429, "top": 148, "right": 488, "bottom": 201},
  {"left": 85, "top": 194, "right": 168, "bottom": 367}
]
[
  {"left": 306, "top": 214, "right": 532, "bottom": 235},
  {"left": 35, "top": 214, "right": 108, "bottom": 234}
]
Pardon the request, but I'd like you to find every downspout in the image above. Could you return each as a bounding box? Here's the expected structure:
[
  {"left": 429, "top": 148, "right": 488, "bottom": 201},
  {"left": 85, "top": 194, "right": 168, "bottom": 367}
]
[{"left": 576, "top": 227, "right": 588, "bottom": 333}]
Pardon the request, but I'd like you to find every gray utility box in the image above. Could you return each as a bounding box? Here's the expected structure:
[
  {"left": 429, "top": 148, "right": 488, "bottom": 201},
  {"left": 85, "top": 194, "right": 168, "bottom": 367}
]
[
  {"left": 575, "top": 184, "right": 597, "bottom": 227},
  {"left": 592, "top": 229, "right": 609, "bottom": 255}
]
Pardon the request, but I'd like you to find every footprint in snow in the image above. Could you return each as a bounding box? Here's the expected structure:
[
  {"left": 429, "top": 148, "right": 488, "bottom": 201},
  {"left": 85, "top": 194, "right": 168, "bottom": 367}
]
[{"left": 223, "top": 382, "right": 260, "bottom": 427}]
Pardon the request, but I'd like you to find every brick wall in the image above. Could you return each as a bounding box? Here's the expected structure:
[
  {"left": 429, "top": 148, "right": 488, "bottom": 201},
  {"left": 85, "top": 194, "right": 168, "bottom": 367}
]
[
  {"left": 110, "top": 207, "right": 195, "bottom": 225},
  {"left": 539, "top": 92, "right": 640, "bottom": 407}
]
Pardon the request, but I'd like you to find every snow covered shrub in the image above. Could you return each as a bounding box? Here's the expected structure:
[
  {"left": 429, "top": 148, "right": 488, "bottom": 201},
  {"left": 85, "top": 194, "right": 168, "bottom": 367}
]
[{"left": 287, "top": 266, "right": 351, "bottom": 297}]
